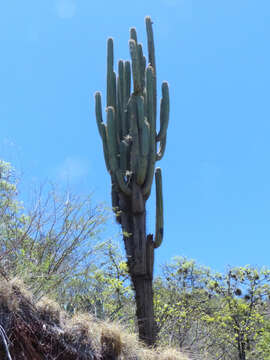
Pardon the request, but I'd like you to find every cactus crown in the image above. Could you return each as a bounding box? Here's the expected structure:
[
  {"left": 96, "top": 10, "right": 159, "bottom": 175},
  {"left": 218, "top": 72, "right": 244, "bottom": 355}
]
[
  {"left": 95, "top": 16, "right": 169, "bottom": 198},
  {"left": 95, "top": 16, "right": 169, "bottom": 248}
]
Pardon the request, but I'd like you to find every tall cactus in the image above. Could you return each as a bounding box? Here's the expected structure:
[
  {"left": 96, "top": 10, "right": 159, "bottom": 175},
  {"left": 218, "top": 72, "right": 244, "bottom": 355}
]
[{"left": 94, "top": 16, "right": 169, "bottom": 346}]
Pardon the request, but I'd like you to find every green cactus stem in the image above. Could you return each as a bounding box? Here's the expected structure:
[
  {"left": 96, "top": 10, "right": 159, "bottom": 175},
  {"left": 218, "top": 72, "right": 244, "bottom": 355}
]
[
  {"left": 154, "top": 167, "right": 163, "bottom": 248},
  {"left": 94, "top": 16, "right": 170, "bottom": 346}
]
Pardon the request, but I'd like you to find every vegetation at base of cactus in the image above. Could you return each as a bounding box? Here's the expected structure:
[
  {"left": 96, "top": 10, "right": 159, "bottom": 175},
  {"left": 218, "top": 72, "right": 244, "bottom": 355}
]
[{"left": 94, "top": 16, "right": 170, "bottom": 346}]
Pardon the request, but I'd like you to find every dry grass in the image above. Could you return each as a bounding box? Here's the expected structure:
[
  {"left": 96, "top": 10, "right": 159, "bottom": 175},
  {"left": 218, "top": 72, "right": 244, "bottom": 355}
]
[
  {"left": 99, "top": 321, "right": 191, "bottom": 360},
  {"left": 156, "top": 347, "right": 191, "bottom": 360},
  {"left": 100, "top": 321, "right": 123, "bottom": 357},
  {"left": 134, "top": 347, "right": 191, "bottom": 360},
  {"left": 64, "top": 312, "right": 101, "bottom": 355},
  {"left": 0, "top": 278, "right": 19, "bottom": 311},
  {"left": 36, "top": 296, "right": 63, "bottom": 325},
  {"left": 0, "top": 277, "right": 192, "bottom": 359},
  {"left": 0, "top": 277, "right": 33, "bottom": 312},
  {"left": 9, "top": 277, "right": 33, "bottom": 303}
]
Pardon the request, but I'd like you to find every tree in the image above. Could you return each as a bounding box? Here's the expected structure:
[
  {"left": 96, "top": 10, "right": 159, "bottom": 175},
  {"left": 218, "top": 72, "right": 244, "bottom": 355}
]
[
  {"left": 154, "top": 257, "right": 270, "bottom": 360},
  {"left": 0, "top": 160, "right": 27, "bottom": 277},
  {"left": 94, "top": 16, "right": 170, "bottom": 346},
  {"left": 203, "top": 266, "right": 270, "bottom": 360},
  {"left": 58, "top": 240, "right": 135, "bottom": 324},
  {"left": 0, "top": 160, "right": 108, "bottom": 300},
  {"left": 253, "top": 319, "right": 270, "bottom": 359},
  {"left": 154, "top": 257, "right": 214, "bottom": 357}
]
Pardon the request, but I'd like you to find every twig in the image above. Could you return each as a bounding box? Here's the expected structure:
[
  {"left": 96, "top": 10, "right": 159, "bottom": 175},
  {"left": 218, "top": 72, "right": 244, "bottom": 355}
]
[{"left": 0, "top": 324, "right": 12, "bottom": 360}]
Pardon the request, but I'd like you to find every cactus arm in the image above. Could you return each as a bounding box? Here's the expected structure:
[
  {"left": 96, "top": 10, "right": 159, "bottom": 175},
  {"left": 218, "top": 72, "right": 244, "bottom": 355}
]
[
  {"left": 120, "top": 140, "right": 129, "bottom": 173},
  {"left": 118, "top": 60, "right": 125, "bottom": 110},
  {"left": 117, "top": 60, "right": 125, "bottom": 141},
  {"left": 157, "top": 82, "right": 169, "bottom": 142},
  {"left": 145, "top": 17, "right": 156, "bottom": 74},
  {"left": 124, "top": 61, "right": 131, "bottom": 107},
  {"left": 146, "top": 66, "right": 155, "bottom": 132},
  {"left": 94, "top": 92, "right": 110, "bottom": 171},
  {"left": 156, "top": 136, "right": 167, "bottom": 161},
  {"left": 136, "top": 96, "right": 149, "bottom": 185},
  {"left": 138, "top": 121, "right": 150, "bottom": 185},
  {"left": 145, "top": 16, "right": 157, "bottom": 122},
  {"left": 153, "top": 167, "right": 163, "bottom": 248},
  {"left": 129, "top": 39, "right": 141, "bottom": 94},
  {"left": 128, "top": 96, "right": 139, "bottom": 176},
  {"left": 156, "top": 81, "right": 169, "bottom": 161},
  {"left": 95, "top": 91, "right": 104, "bottom": 136},
  {"left": 130, "top": 27, "right": 138, "bottom": 43},
  {"left": 106, "top": 107, "right": 119, "bottom": 172},
  {"left": 143, "top": 66, "right": 156, "bottom": 197},
  {"left": 136, "top": 95, "right": 145, "bottom": 130},
  {"left": 138, "top": 43, "right": 146, "bottom": 89},
  {"left": 99, "top": 123, "right": 111, "bottom": 172},
  {"left": 121, "top": 61, "right": 131, "bottom": 137},
  {"left": 107, "top": 38, "right": 116, "bottom": 109}
]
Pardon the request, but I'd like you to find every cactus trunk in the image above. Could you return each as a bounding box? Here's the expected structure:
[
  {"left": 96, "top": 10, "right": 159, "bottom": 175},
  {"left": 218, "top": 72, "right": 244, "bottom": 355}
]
[
  {"left": 132, "top": 267, "right": 156, "bottom": 345},
  {"left": 118, "top": 191, "right": 156, "bottom": 345},
  {"left": 94, "top": 16, "right": 169, "bottom": 346}
]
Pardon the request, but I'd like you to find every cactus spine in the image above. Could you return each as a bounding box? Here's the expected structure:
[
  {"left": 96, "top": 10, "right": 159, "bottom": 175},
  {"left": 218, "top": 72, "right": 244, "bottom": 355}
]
[{"left": 95, "top": 16, "right": 169, "bottom": 346}]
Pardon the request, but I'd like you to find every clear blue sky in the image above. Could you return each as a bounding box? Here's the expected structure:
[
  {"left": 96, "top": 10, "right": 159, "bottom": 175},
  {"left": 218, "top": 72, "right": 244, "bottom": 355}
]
[{"left": 1, "top": 0, "right": 270, "bottom": 274}]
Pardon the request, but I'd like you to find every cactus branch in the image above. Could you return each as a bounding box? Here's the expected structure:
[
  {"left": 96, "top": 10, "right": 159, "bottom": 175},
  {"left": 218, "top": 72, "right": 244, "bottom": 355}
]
[
  {"left": 143, "top": 66, "right": 156, "bottom": 197},
  {"left": 154, "top": 167, "right": 164, "bottom": 248},
  {"left": 107, "top": 38, "right": 116, "bottom": 109},
  {"left": 129, "top": 39, "right": 141, "bottom": 94},
  {"left": 157, "top": 82, "right": 170, "bottom": 141},
  {"left": 145, "top": 16, "right": 157, "bottom": 121},
  {"left": 156, "top": 136, "right": 167, "bottom": 161}
]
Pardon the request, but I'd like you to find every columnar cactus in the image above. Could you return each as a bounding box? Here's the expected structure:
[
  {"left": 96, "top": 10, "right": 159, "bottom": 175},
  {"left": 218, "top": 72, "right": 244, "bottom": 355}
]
[{"left": 94, "top": 16, "right": 169, "bottom": 346}]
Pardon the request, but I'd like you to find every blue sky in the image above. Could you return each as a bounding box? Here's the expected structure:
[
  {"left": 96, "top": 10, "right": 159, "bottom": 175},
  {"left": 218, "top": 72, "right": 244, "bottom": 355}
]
[{"left": 1, "top": 0, "right": 270, "bottom": 274}]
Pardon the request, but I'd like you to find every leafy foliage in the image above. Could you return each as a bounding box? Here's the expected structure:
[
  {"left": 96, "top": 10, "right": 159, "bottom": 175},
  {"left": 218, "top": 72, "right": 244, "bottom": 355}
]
[
  {"left": 204, "top": 266, "right": 270, "bottom": 359},
  {"left": 0, "top": 161, "right": 108, "bottom": 300},
  {"left": 57, "top": 240, "right": 135, "bottom": 324},
  {"left": 154, "top": 257, "right": 212, "bottom": 349},
  {"left": 154, "top": 258, "right": 270, "bottom": 360}
]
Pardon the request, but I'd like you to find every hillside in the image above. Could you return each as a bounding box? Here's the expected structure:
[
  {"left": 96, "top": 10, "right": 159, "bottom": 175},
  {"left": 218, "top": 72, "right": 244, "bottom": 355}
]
[{"left": 0, "top": 278, "right": 191, "bottom": 360}]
